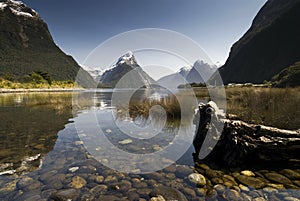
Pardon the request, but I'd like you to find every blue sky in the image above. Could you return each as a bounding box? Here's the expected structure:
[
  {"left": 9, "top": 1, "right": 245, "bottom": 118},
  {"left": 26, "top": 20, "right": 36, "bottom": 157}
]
[{"left": 23, "top": 0, "right": 267, "bottom": 67}]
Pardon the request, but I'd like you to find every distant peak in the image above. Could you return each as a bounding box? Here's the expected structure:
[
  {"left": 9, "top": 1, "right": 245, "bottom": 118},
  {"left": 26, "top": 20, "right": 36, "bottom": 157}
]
[
  {"left": 178, "top": 66, "right": 192, "bottom": 73},
  {"left": 117, "top": 51, "right": 138, "bottom": 66},
  {"left": 193, "top": 60, "right": 216, "bottom": 69},
  {"left": 194, "top": 60, "right": 205, "bottom": 65},
  {"left": 123, "top": 51, "right": 133, "bottom": 58},
  {"left": 0, "top": 0, "right": 39, "bottom": 18}
]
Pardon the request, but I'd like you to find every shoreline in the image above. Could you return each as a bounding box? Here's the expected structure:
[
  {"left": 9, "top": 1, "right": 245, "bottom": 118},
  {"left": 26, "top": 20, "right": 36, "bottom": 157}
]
[{"left": 0, "top": 88, "right": 84, "bottom": 94}]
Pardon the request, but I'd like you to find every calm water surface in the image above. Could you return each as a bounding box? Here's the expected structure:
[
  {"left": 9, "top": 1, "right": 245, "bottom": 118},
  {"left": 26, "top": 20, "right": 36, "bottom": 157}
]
[{"left": 0, "top": 90, "right": 299, "bottom": 200}]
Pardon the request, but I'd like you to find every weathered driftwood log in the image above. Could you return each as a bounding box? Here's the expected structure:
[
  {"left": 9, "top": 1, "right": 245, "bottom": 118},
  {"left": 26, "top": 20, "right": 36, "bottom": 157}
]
[{"left": 193, "top": 102, "right": 300, "bottom": 168}]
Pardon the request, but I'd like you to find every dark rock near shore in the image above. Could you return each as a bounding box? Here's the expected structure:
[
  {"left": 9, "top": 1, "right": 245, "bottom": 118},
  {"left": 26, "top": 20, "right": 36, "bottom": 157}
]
[
  {"left": 175, "top": 165, "right": 193, "bottom": 178},
  {"left": 235, "top": 175, "right": 266, "bottom": 189},
  {"left": 264, "top": 172, "right": 292, "bottom": 185},
  {"left": 149, "top": 187, "right": 188, "bottom": 201},
  {"left": 97, "top": 195, "right": 119, "bottom": 201},
  {"left": 280, "top": 169, "right": 300, "bottom": 180},
  {"left": 17, "top": 176, "right": 41, "bottom": 191},
  {"left": 50, "top": 188, "right": 79, "bottom": 201}
]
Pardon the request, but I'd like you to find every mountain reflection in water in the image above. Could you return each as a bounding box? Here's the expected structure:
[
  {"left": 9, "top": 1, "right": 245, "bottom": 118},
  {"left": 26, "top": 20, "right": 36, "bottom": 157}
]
[{"left": 0, "top": 93, "right": 73, "bottom": 175}]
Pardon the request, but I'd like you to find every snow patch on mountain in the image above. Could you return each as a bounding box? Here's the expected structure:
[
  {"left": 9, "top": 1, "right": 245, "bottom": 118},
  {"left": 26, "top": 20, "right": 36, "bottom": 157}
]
[
  {"left": 178, "top": 66, "right": 192, "bottom": 77},
  {"left": 0, "top": 2, "right": 7, "bottom": 9},
  {"left": 0, "top": 0, "right": 38, "bottom": 18},
  {"left": 10, "top": 7, "right": 32, "bottom": 17},
  {"left": 117, "top": 51, "right": 137, "bottom": 66},
  {"left": 9, "top": 0, "right": 22, "bottom": 6},
  {"left": 178, "top": 66, "right": 192, "bottom": 72}
]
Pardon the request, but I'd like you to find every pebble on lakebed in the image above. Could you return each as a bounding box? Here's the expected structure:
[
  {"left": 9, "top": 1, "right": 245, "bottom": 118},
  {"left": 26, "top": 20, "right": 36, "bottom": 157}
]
[
  {"left": 241, "top": 170, "right": 255, "bottom": 177},
  {"left": 188, "top": 173, "right": 206, "bottom": 187},
  {"left": 118, "top": 139, "right": 133, "bottom": 145},
  {"left": 69, "top": 176, "right": 86, "bottom": 189},
  {"left": 68, "top": 167, "right": 79, "bottom": 173}
]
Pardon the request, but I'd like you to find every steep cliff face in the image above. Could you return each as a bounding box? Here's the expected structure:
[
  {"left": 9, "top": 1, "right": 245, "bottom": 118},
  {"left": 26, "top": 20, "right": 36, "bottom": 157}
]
[
  {"left": 219, "top": 0, "right": 300, "bottom": 84},
  {"left": 0, "top": 0, "right": 94, "bottom": 87}
]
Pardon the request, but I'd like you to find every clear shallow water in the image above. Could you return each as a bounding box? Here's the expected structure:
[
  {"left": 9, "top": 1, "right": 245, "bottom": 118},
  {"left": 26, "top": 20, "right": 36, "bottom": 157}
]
[{"left": 0, "top": 91, "right": 299, "bottom": 201}]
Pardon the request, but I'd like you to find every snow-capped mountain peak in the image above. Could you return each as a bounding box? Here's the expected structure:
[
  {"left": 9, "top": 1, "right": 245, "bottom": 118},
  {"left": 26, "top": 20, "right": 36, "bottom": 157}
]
[
  {"left": 117, "top": 51, "right": 137, "bottom": 66},
  {"left": 97, "top": 51, "right": 156, "bottom": 88},
  {"left": 0, "top": 0, "right": 39, "bottom": 18},
  {"left": 177, "top": 66, "right": 192, "bottom": 77},
  {"left": 178, "top": 66, "right": 192, "bottom": 72}
]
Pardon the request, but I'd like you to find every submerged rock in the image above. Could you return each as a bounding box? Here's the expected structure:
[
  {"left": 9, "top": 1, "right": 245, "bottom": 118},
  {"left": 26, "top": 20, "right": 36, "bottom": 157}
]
[
  {"left": 17, "top": 176, "right": 41, "bottom": 191},
  {"left": 94, "top": 175, "right": 104, "bottom": 183},
  {"left": 150, "top": 195, "right": 166, "bottom": 201},
  {"left": 235, "top": 175, "right": 266, "bottom": 189},
  {"left": 104, "top": 175, "right": 118, "bottom": 183},
  {"left": 0, "top": 180, "right": 17, "bottom": 193},
  {"left": 98, "top": 195, "right": 119, "bottom": 200},
  {"left": 206, "top": 169, "right": 223, "bottom": 179},
  {"left": 68, "top": 167, "right": 79, "bottom": 173},
  {"left": 241, "top": 170, "right": 255, "bottom": 177},
  {"left": 264, "top": 172, "right": 292, "bottom": 185},
  {"left": 109, "top": 180, "right": 132, "bottom": 192},
  {"left": 222, "top": 189, "right": 241, "bottom": 201},
  {"left": 239, "top": 184, "right": 250, "bottom": 192},
  {"left": 69, "top": 176, "right": 86, "bottom": 189},
  {"left": 50, "top": 188, "right": 79, "bottom": 200},
  {"left": 175, "top": 165, "right": 193, "bottom": 178},
  {"left": 183, "top": 187, "right": 196, "bottom": 198},
  {"left": 89, "top": 185, "right": 108, "bottom": 196},
  {"left": 214, "top": 184, "right": 226, "bottom": 194},
  {"left": 188, "top": 173, "right": 206, "bottom": 187},
  {"left": 149, "top": 187, "right": 188, "bottom": 201},
  {"left": 118, "top": 139, "right": 133, "bottom": 145},
  {"left": 280, "top": 169, "right": 300, "bottom": 180}
]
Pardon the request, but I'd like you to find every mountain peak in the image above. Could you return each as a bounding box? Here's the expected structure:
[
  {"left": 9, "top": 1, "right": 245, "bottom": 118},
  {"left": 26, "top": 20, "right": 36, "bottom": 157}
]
[
  {"left": 178, "top": 66, "right": 192, "bottom": 72},
  {"left": 117, "top": 51, "right": 138, "bottom": 66},
  {"left": 0, "top": 0, "right": 39, "bottom": 18},
  {"left": 193, "top": 60, "right": 214, "bottom": 68},
  {"left": 178, "top": 66, "right": 192, "bottom": 78}
]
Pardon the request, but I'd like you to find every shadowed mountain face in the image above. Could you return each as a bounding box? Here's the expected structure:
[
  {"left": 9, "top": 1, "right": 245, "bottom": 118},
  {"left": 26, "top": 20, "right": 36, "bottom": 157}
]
[
  {"left": 98, "top": 52, "right": 156, "bottom": 88},
  {"left": 219, "top": 0, "right": 300, "bottom": 84},
  {"left": 271, "top": 61, "right": 300, "bottom": 87},
  {"left": 0, "top": 0, "right": 94, "bottom": 87}
]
